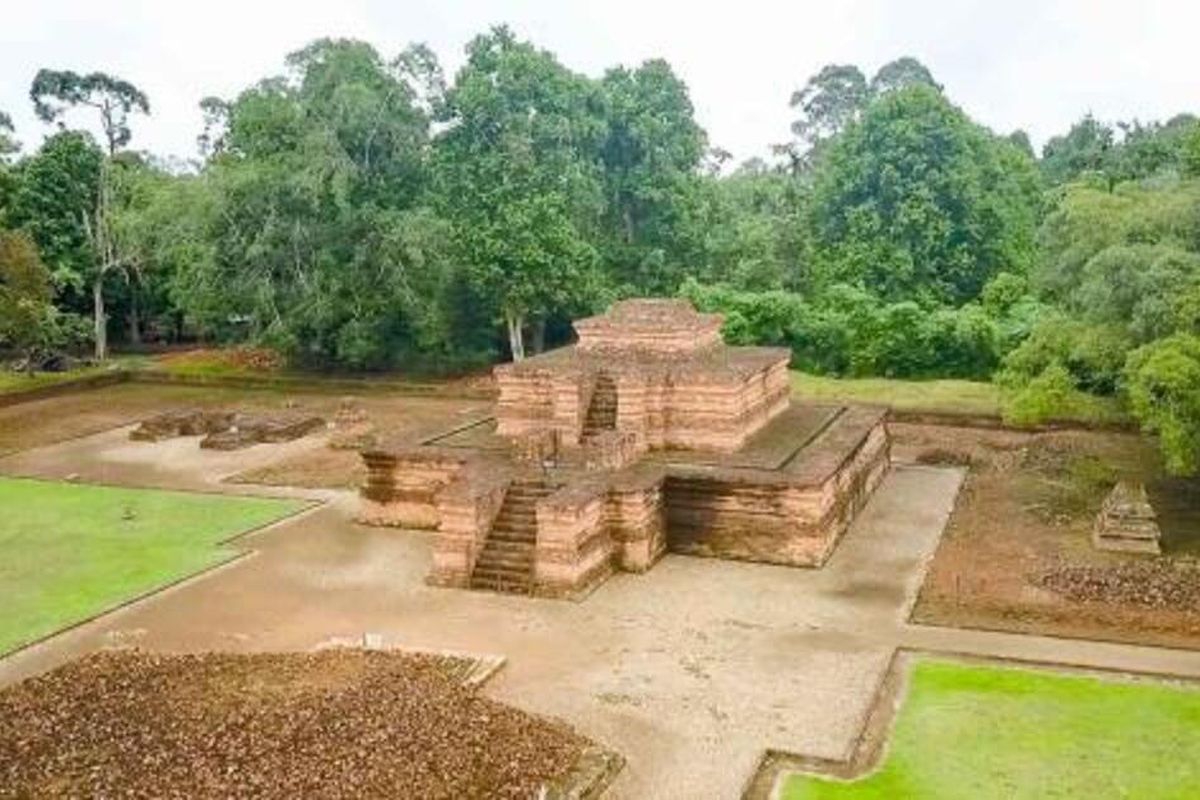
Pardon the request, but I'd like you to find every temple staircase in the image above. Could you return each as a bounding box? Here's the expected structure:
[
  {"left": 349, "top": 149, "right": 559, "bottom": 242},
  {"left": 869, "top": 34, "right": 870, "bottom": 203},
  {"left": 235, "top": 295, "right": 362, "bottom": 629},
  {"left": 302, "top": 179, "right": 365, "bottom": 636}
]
[
  {"left": 582, "top": 374, "right": 618, "bottom": 441},
  {"left": 470, "top": 479, "right": 556, "bottom": 594}
]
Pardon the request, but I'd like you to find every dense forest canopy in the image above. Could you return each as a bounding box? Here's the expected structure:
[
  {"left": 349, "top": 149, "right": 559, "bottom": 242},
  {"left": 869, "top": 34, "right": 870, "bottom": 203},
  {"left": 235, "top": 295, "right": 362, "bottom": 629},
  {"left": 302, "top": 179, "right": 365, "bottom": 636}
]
[{"left": 2, "top": 27, "right": 1200, "bottom": 472}]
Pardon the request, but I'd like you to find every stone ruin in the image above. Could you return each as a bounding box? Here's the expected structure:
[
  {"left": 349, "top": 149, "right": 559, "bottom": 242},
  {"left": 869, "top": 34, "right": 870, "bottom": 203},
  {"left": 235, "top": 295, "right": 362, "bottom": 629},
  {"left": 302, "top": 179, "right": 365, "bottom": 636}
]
[
  {"left": 327, "top": 396, "right": 378, "bottom": 451},
  {"left": 131, "top": 409, "right": 325, "bottom": 450},
  {"left": 1093, "top": 480, "right": 1162, "bottom": 554},
  {"left": 359, "top": 298, "right": 891, "bottom": 598}
]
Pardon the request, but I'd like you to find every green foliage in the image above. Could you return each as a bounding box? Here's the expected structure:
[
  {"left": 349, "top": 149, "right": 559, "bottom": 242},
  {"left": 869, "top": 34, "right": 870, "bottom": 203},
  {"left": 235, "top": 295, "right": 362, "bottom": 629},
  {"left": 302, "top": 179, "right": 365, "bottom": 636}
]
[
  {"left": 434, "top": 26, "right": 606, "bottom": 358},
  {"left": 598, "top": 59, "right": 707, "bottom": 294},
  {"left": 0, "top": 229, "right": 89, "bottom": 367},
  {"left": 1002, "top": 361, "right": 1077, "bottom": 427},
  {"left": 809, "top": 85, "right": 1041, "bottom": 305},
  {"left": 30, "top": 69, "right": 150, "bottom": 154},
  {"left": 7, "top": 131, "right": 103, "bottom": 300},
  {"left": 1125, "top": 334, "right": 1200, "bottom": 475},
  {"left": 680, "top": 279, "right": 1001, "bottom": 379},
  {"left": 1042, "top": 113, "right": 1200, "bottom": 187},
  {"left": 1035, "top": 180, "right": 1200, "bottom": 305},
  {"left": 170, "top": 38, "right": 479, "bottom": 370},
  {"left": 998, "top": 314, "right": 1132, "bottom": 395},
  {"left": 700, "top": 166, "right": 809, "bottom": 290}
]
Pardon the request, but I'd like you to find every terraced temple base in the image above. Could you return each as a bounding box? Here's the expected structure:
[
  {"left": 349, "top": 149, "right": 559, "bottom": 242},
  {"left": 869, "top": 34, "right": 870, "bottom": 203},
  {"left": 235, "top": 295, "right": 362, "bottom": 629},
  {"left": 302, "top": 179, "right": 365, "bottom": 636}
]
[{"left": 359, "top": 298, "right": 891, "bottom": 597}]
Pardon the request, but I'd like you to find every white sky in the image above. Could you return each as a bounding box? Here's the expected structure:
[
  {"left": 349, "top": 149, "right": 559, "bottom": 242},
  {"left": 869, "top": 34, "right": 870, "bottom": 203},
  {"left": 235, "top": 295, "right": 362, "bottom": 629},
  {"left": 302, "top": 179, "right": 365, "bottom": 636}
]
[{"left": 2, "top": 0, "right": 1198, "bottom": 166}]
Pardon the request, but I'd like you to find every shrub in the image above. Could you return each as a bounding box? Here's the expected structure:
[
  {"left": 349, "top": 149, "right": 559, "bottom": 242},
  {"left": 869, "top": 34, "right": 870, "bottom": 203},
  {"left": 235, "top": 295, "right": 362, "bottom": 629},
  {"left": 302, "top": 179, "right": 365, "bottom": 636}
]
[
  {"left": 1002, "top": 361, "right": 1077, "bottom": 427},
  {"left": 1125, "top": 334, "right": 1200, "bottom": 475}
]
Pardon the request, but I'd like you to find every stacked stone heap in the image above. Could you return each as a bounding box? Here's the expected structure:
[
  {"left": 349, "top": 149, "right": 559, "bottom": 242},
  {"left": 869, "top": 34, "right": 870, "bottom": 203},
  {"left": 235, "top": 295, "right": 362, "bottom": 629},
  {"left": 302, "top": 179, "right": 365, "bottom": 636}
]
[{"left": 1093, "top": 481, "right": 1162, "bottom": 554}]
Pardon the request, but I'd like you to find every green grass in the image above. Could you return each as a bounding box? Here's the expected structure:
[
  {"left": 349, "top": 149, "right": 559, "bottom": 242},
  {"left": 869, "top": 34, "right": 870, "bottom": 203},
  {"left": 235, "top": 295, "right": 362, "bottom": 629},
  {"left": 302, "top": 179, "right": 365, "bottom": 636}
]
[
  {"left": 0, "top": 478, "right": 304, "bottom": 654},
  {"left": 790, "top": 371, "right": 1127, "bottom": 426},
  {"left": 791, "top": 372, "right": 1003, "bottom": 416},
  {"left": 0, "top": 366, "right": 110, "bottom": 395},
  {"left": 782, "top": 659, "right": 1200, "bottom": 800}
]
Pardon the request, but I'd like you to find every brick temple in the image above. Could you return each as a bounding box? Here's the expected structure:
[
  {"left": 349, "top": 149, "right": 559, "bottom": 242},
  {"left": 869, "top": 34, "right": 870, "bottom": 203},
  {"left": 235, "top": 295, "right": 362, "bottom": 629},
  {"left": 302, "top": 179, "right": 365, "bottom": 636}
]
[{"left": 359, "top": 299, "right": 890, "bottom": 598}]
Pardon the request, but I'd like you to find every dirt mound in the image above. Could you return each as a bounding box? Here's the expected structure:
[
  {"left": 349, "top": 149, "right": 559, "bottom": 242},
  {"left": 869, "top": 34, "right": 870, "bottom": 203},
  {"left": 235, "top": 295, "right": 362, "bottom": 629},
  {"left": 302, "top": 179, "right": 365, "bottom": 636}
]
[{"left": 0, "top": 649, "right": 590, "bottom": 799}]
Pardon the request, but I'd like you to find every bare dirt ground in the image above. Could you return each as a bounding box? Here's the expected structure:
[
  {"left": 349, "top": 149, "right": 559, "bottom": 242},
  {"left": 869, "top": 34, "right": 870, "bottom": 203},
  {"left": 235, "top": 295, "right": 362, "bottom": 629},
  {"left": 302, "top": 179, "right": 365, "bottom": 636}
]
[
  {"left": 0, "top": 649, "right": 587, "bottom": 799},
  {"left": 9, "top": 387, "right": 1200, "bottom": 797},
  {"left": 229, "top": 394, "right": 488, "bottom": 490},
  {"left": 900, "top": 422, "right": 1200, "bottom": 649},
  {"left": 0, "top": 383, "right": 488, "bottom": 490},
  {"left": 0, "top": 408, "right": 967, "bottom": 798}
]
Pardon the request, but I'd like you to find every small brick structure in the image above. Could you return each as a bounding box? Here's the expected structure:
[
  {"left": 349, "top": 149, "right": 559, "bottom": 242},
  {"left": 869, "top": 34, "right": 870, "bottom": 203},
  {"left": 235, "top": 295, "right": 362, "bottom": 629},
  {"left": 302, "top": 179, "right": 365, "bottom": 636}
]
[
  {"left": 359, "top": 298, "right": 891, "bottom": 598},
  {"left": 1093, "top": 481, "right": 1162, "bottom": 554}
]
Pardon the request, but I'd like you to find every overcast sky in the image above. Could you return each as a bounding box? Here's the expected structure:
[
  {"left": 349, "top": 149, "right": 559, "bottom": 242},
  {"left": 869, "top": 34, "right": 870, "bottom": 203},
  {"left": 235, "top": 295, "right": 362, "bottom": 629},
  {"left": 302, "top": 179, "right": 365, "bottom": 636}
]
[{"left": 3, "top": 0, "right": 1197, "bottom": 166}]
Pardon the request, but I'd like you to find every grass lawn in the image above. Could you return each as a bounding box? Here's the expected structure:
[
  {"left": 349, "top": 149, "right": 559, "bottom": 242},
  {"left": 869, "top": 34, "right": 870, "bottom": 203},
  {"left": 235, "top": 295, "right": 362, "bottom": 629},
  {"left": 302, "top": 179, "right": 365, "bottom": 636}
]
[
  {"left": 790, "top": 371, "right": 1127, "bottom": 426},
  {"left": 792, "top": 372, "right": 1002, "bottom": 417},
  {"left": 0, "top": 478, "right": 305, "bottom": 655},
  {"left": 0, "top": 367, "right": 111, "bottom": 395},
  {"left": 782, "top": 659, "right": 1200, "bottom": 800}
]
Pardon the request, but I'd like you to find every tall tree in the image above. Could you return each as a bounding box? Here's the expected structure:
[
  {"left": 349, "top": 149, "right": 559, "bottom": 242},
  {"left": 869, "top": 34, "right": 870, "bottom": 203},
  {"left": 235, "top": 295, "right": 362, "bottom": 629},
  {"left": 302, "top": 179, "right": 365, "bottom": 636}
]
[
  {"left": 1040, "top": 114, "right": 1115, "bottom": 186},
  {"left": 29, "top": 69, "right": 150, "bottom": 358},
  {"left": 433, "top": 26, "right": 606, "bottom": 360},
  {"left": 8, "top": 131, "right": 103, "bottom": 300},
  {"left": 786, "top": 64, "right": 869, "bottom": 171},
  {"left": 30, "top": 70, "right": 149, "bottom": 156},
  {"left": 810, "top": 85, "right": 1041, "bottom": 305},
  {"left": 0, "top": 110, "right": 18, "bottom": 161},
  {"left": 176, "top": 39, "right": 463, "bottom": 369},
  {"left": 868, "top": 56, "right": 942, "bottom": 95},
  {"left": 786, "top": 57, "right": 940, "bottom": 173},
  {"left": 598, "top": 59, "right": 707, "bottom": 294}
]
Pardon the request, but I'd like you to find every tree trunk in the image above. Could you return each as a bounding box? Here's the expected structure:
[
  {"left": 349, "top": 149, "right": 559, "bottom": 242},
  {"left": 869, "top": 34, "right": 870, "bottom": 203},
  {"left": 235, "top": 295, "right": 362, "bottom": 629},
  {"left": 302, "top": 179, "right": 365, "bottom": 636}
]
[
  {"left": 505, "top": 311, "right": 525, "bottom": 362},
  {"left": 529, "top": 319, "right": 546, "bottom": 355},
  {"left": 127, "top": 287, "right": 142, "bottom": 346},
  {"left": 93, "top": 276, "right": 107, "bottom": 361}
]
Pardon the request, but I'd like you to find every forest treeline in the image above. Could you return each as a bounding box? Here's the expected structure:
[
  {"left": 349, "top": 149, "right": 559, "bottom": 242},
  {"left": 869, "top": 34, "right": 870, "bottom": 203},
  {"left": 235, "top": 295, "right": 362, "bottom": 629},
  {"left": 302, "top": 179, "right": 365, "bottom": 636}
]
[{"left": 2, "top": 28, "right": 1200, "bottom": 472}]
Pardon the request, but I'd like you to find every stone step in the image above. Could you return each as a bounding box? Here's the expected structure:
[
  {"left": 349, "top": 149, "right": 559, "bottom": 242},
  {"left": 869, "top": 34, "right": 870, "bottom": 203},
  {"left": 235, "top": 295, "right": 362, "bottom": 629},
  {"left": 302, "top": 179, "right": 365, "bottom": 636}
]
[
  {"left": 476, "top": 551, "right": 534, "bottom": 571},
  {"left": 492, "top": 515, "right": 537, "bottom": 532},
  {"left": 480, "top": 537, "right": 535, "bottom": 555},
  {"left": 470, "top": 566, "right": 534, "bottom": 589},
  {"left": 488, "top": 531, "right": 537, "bottom": 547}
]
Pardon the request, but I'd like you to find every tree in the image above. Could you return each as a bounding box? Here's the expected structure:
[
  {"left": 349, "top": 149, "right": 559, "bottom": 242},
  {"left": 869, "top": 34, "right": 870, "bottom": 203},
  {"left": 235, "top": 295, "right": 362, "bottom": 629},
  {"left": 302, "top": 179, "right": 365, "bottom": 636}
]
[
  {"left": 869, "top": 56, "right": 941, "bottom": 95},
  {"left": 598, "top": 59, "right": 707, "bottom": 294},
  {"left": 1125, "top": 334, "right": 1200, "bottom": 475},
  {"left": 0, "top": 229, "right": 83, "bottom": 372},
  {"left": 30, "top": 70, "right": 149, "bottom": 156},
  {"left": 29, "top": 69, "right": 150, "bottom": 359},
  {"left": 176, "top": 38, "right": 463, "bottom": 370},
  {"left": 1040, "top": 114, "right": 1115, "bottom": 186},
  {"left": 433, "top": 26, "right": 606, "bottom": 360},
  {"left": 785, "top": 58, "right": 940, "bottom": 173},
  {"left": 0, "top": 110, "right": 18, "bottom": 161},
  {"left": 7, "top": 131, "right": 103, "bottom": 299},
  {"left": 809, "top": 85, "right": 1041, "bottom": 305},
  {"left": 786, "top": 65, "right": 869, "bottom": 171}
]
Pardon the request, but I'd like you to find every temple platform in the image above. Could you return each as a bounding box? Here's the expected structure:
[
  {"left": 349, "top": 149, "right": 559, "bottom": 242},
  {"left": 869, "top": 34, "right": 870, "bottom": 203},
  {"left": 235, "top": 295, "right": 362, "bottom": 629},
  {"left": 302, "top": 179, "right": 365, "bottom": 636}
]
[{"left": 357, "top": 299, "right": 891, "bottom": 598}]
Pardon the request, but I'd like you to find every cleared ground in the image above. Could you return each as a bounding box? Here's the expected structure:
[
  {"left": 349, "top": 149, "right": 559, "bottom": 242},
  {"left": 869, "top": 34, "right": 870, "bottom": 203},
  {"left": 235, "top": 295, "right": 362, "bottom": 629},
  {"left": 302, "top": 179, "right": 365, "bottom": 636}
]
[
  {"left": 0, "top": 413, "right": 967, "bottom": 798},
  {"left": 902, "top": 423, "right": 1200, "bottom": 648},
  {"left": 0, "top": 477, "right": 303, "bottom": 654},
  {"left": 5, "top": 383, "right": 1200, "bottom": 797},
  {"left": 782, "top": 657, "right": 1200, "bottom": 799},
  {"left": 0, "top": 649, "right": 588, "bottom": 799}
]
